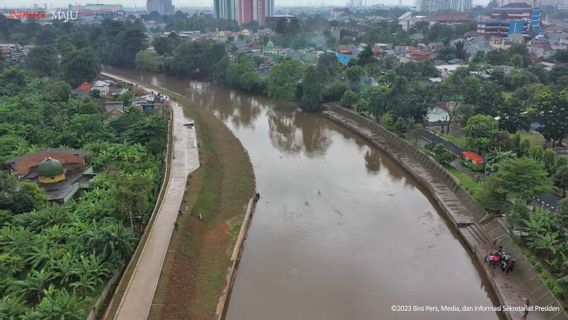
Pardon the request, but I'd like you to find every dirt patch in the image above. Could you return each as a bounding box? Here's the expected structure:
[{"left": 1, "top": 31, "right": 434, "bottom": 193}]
[{"left": 147, "top": 88, "right": 255, "bottom": 320}]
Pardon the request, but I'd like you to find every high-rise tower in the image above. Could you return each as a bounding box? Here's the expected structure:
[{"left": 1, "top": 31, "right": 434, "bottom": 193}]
[
  {"left": 215, "top": 0, "right": 271, "bottom": 25},
  {"left": 147, "top": 0, "right": 174, "bottom": 15}
]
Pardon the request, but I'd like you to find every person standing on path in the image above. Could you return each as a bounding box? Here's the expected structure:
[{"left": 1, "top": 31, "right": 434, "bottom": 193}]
[{"left": 522, "top": 298, "right": 530, "bottom": 318}]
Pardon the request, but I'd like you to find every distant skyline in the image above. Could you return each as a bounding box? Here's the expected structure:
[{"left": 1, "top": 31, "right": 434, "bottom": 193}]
[{"left": 1, "top": 0, "right": 490, "bottom": 9}]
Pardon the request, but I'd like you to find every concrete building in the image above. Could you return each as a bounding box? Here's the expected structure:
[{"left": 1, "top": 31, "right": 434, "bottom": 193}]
[
  {"left": 68, "top": 4, "right": 124, "bottom": 20},
  {"left": 477, "top": 2, "right": 542, "bottom": 38},
  {"left": 398, "top": 11, "right": 414, "bottom": 31},
  {"left": 215, "top": 0, "right": 238, "bottom": 21},
  {"left": 147, "top": 0, "right": 174, "bottom": 15},
  {"left": 215, "top": 0, "right": 272, "bottom": 24},
  {"left": 416, "top": 0, "right": 444, "bottom": 13},
  {"left": 430, "top": 12, "right": 471, "bottom": 26},
  {"left": 5, "top": 149, "right": 94, "bottom": 203},
  {"left": 0, "top": 44, "right": 32, "bottom": 65},
  {"left": 416, "top": 0, "right": 471, "bottom": 12},
  {"left": 447, "top": 0, "right": 472, "bottom": 12}
]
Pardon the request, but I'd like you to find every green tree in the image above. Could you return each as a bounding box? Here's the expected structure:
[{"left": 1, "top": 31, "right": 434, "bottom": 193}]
[
  {"left": 476, "top": 179, "right": 509, "bottom": 214},
  {"left": 463, "top": 115, "right": 499, "bottom": 154},
  {"left": 322, "top": 80, "right": 348, "bottom": 103},
  {"left": 512, "top": 53, "right": 523, "bottom": 69},
  {"left": 298, "top": 66, "right": 322, "bottom": 112},
  {"left": 61, "top": 48, "right": 100, "bottom": 87},
  {"left": 135, "top": 49, "right": 160, "bottom": 72},
  {"left": 0, "top": 172, "right": 46, "bottom": 214},
  {"left": 226, "top": 54, "right": 264, "bottom": 93},
  {"left": 555, "top": 199, "right": 568, "bottom": 229},
  {"left": 346, "top": 65, "right": 364, "bottom": 90},
  {"left": 554, "top": 165, "right": 568, "bottom": 197},
  {"left": 357, "top": 45, "right": 374, "bottom": 65},
  {"left": 26, "top": 45, "right": 59, "bottom": 76},
  {"left": 108, "top": 20, "right": 148, "bottom": 67},
  {"left": 425, "top": 143, "right": 456, "bottom": 165},
  {"left": 267, "top": 60, "right": 304, "bottom": 101},
  {"left": 534, "top": 88, "right": 568, "bottom": 147},
  {"left": 340, "top": 89, "right": 359, "bottom": 108},
  {"left": 492, "top": 157, "right": 553, "bottom": 200},
  {"left": 316, "top": 52, "right": 340, "bottom": 83},
  {"left": 553, "top": 49, "right": 568, "bottom": 63}
]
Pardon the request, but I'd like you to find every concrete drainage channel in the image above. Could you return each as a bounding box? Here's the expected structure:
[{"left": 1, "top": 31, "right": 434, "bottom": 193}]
[{"left": 322, "top": 104, "right": 568, "bottom": 320}]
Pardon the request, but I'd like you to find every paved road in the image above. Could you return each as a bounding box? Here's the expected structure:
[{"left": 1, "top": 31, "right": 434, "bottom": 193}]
[
  {"left": 104, "top": 75, "right": 200, "bottom": 320},
  {"left": 422, "top": 129, "right": 465, "bottom": 156}
]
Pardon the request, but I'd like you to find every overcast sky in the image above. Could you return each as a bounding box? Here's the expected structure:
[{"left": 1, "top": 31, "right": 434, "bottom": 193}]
[{"left": 2, "top": 0, "right": 488, "bottom": 10}]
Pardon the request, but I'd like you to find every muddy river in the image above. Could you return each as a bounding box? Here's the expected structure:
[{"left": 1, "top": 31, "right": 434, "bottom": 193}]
[{"left": 106, "top": 67, "right": 499, "bottom": 320}]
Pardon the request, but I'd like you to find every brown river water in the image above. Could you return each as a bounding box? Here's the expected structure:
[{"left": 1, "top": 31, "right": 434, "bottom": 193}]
[{"left": 106, "top": 67, "right": 499, "bottom": 320}]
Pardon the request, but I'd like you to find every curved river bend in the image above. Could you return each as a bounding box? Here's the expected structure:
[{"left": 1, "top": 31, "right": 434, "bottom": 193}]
[{"left": 107, "top": 68, "right": 499, "bottom": 320}]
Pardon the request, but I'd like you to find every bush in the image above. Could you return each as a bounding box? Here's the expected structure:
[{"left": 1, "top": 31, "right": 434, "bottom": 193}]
[
  {"left": 340, "top": 89, "right": 359, "bottom": 108},
  {"left": 425, "top": 143, "right": 456, "bottom": 165}
]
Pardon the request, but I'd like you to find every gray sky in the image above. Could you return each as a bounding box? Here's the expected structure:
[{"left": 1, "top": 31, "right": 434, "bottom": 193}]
[{"left": 2, "top": 0, "right": 488, "bottom": 10}]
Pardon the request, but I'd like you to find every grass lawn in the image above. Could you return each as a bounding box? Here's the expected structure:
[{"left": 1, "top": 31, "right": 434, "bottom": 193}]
[
  {"left": 516, "top": 130, "right": 546, "bottom": 147},
  {"left": 114, "top": 82, "right": 255, "bottom": 320},
  {"left": 448, "top": 167, "right": 482, "bottom": 195}
]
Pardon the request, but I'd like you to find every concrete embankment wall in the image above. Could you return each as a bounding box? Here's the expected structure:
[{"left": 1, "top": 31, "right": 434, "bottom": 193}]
[
  {"left": 323, "top": 104, "right": 568, "bottom": 320},
  {"left": 215, "top": 197, "right": 257, "bottom": 320}
]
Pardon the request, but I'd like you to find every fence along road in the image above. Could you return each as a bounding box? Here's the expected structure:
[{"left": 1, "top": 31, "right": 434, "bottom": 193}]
[{"left": 110, "top": 85, "right": 200, "bottom": 319}]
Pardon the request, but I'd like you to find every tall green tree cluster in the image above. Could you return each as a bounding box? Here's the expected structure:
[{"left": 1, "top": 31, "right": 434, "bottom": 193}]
[{"left": 226, "top": 54, "right": 265, "bottom": 93}]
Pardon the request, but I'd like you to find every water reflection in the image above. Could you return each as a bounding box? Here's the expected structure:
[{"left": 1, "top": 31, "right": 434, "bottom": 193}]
[
  {"left": 364, "top": 148, "right": 382, "bottom": 174},
  {"left": 267, "top": 108, "right": 331, "bottom": 157}
]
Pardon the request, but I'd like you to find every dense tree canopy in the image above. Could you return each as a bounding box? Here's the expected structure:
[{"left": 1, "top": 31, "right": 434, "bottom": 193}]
[
  {"left": 62, "top": 48, "right": 101, "bottom": 87},
  {"left": 267, "top": 60, "right": 305, "bottom": 101}
]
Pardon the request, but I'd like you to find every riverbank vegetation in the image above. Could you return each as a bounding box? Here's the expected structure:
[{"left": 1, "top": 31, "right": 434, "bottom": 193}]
[{"left": 0, "top": 69, "right": 166, "bottom": 318}]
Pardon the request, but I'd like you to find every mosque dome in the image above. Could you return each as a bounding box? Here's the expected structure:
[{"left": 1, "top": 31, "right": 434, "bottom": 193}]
[{"left": 38, "top": 157, "right": 65, "bottom": 184}]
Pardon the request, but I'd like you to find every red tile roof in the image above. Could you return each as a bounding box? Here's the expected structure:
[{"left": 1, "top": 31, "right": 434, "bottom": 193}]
[
  {"left": 77, "top": 82, "right": 92, "bottom": 92},
  {"left": 462, "top": 151, "right": 484, "bottom": 164}
]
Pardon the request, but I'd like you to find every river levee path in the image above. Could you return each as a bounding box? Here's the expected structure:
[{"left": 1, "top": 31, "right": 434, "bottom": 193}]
[{"left": 101, "top": 72, "right": 200, "bottom": 320}]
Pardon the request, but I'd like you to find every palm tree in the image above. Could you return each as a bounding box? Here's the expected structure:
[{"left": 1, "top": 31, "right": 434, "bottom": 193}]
[
  {"left": 26, "top": 285, "right": 86, "bottom": 320},
  {"left": 528, "top": 232, "right": 561, "bottom": 260},
  {"left": 8, "top": 269, "right": 55, "bottom": 303},
  {"left": 0, "top": 226, "right": 36, "bottom": 253},
  {"left": 51, "top": 252, "right": 77, "bottom": 287},
  {"left": 0, "top": 295, "right": 28, "bottom": 319},
  {"left": 23, "top": 242, "right": 51, "bottom": 270},
  {"left": 83, "top": 221, "right": 135, "bottom": 263}
]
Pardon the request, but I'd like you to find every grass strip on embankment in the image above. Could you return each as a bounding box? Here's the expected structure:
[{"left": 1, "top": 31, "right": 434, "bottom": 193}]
[{"left": 141, "top": 86, "right": 255, "bottom": 320}]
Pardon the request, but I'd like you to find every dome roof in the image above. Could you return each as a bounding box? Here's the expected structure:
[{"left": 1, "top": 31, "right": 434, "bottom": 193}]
[
  {"left": 240, "top": 29, "right": 251, "bottom": 36},
  {"left": 38, "top": 157, "right": 64, "bottom": 177},
  {"left": 265, "top": 40, "right": 275, "bottom": 49}
]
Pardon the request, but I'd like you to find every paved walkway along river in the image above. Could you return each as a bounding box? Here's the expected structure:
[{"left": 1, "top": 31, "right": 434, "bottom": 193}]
[
  {"left": 105, "top": 68, "right": 500, "bottom": 320},
  {"left": 103, "top": 73, "right": 201, "bottom": 320}
]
